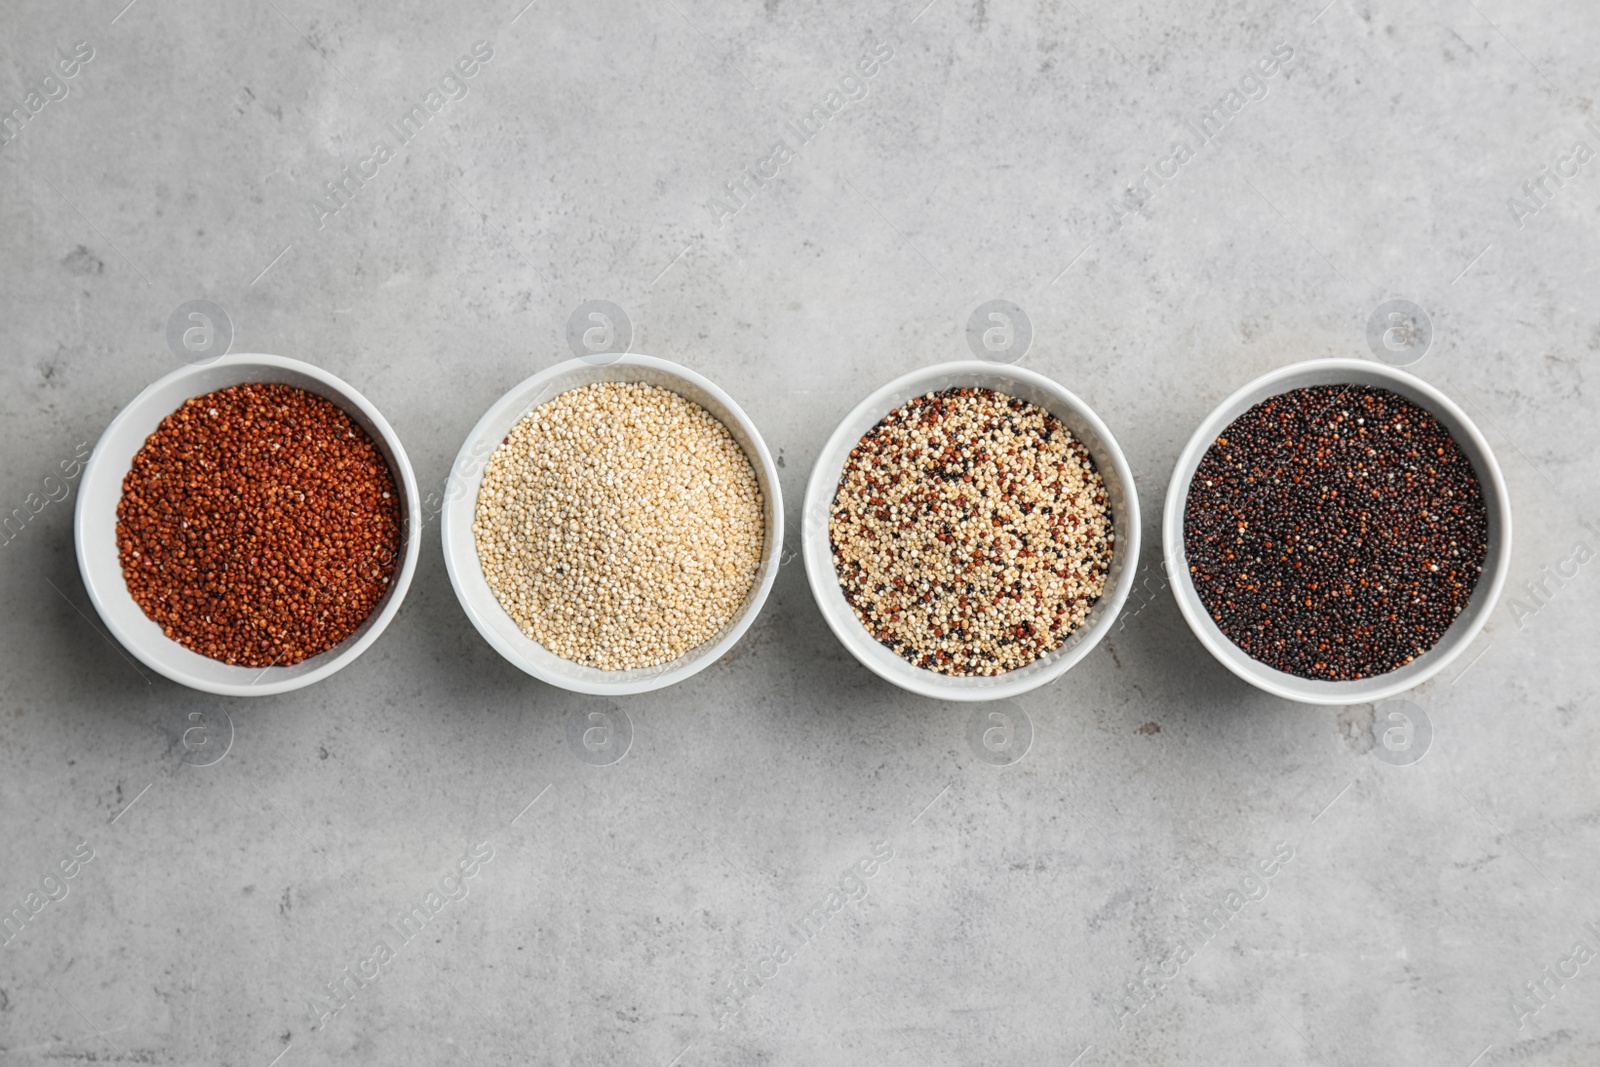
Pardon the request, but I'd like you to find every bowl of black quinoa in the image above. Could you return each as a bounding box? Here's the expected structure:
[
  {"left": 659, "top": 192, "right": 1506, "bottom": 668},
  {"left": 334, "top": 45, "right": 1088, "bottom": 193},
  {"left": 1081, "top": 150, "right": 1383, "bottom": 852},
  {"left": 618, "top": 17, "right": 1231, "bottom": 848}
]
[
  {"left": 1162, "top": 359, "right": 1511, "bottom": 704},
  {"left": 803, "top": 361, "right": 1141, "bottom": 701}
]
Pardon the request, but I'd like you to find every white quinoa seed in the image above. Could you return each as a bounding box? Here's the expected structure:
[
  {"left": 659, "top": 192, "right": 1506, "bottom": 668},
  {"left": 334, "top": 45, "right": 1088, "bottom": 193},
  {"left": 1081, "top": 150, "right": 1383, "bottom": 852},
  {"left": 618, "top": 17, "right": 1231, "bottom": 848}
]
[
  {"left": 830, "top": 387, "right": 1113, "bottom": 677},
  {"left": 473, "top": 382, "right": 765, "bottom": 670}
]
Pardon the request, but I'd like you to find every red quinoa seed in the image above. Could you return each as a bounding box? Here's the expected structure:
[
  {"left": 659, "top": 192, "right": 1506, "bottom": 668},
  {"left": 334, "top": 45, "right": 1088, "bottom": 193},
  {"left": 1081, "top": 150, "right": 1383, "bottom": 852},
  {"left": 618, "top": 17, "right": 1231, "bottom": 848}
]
[{"left": 116, "top": 383, "right": 402, "bottom": 668}]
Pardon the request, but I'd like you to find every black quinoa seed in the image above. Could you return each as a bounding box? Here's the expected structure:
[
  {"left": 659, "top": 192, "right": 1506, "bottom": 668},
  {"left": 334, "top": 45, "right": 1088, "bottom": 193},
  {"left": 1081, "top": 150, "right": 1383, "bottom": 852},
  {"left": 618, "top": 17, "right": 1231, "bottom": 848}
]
[{"left": 1183, "top": 384, "right": 1489, "bottom": 681}]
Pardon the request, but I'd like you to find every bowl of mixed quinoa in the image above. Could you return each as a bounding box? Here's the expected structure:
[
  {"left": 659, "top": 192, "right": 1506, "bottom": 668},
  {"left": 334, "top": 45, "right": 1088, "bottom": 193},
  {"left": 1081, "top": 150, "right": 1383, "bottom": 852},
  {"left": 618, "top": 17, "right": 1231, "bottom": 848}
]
[{"left": 803, "top": 361, "right": 1141, "bottom": 701}]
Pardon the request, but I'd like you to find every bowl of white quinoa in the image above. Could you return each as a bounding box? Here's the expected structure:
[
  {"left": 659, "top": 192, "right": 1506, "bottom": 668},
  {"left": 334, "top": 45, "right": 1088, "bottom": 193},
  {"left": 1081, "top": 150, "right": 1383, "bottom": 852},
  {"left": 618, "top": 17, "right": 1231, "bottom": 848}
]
[
  {"left": 802, "top": 361, "right": 1140, "bottom": 701},
  {"left": 442, "top": 354, "right": 782, "bottom": 694}
]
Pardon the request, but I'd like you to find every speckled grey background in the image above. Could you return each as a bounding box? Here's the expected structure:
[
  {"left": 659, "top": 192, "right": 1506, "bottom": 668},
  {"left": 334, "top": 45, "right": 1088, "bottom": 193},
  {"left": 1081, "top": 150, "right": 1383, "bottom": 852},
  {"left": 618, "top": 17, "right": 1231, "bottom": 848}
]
[{"left": 2, "top": 0, "right": 1598, "bottom": 1064}]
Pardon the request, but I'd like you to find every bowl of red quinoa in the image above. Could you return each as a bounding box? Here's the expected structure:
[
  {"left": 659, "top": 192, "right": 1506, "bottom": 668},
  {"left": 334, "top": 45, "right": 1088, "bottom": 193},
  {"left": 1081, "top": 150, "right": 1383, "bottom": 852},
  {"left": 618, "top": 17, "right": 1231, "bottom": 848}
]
[
  {"left": 74, "top": 354, "right": 421, "bottom": 696},
  {"left": 1162, "top": 358, "right": 1512, "bottom": 705},
  {"left": 802, "top": 361, "right": 1141, "bottom": 701},
  {"left": 441, "top": 354, "right": 782, "bottom": 695}
]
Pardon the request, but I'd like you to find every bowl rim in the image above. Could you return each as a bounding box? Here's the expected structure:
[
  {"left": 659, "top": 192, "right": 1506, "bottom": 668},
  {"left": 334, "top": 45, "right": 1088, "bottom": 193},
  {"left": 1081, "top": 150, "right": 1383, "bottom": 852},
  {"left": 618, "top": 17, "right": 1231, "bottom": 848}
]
[
  {"left": 439, "top": 353, "right": 784, "bottom": 695},
  {"left": 801, "top": 359, "right": 1142, "bottom": 702},
  {"left": 1160, "top": 357, "right": 1513, "bottom": 704},
  {"left": 72, "top": 352, "right": 423, "bottom": 696}
]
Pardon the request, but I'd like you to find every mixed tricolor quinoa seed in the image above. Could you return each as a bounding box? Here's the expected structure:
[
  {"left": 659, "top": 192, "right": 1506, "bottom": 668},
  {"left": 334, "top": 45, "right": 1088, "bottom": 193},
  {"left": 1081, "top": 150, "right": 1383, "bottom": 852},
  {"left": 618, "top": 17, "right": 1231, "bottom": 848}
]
[{"left": 830, "top": 387, "right": 1113, "bottom": 676}]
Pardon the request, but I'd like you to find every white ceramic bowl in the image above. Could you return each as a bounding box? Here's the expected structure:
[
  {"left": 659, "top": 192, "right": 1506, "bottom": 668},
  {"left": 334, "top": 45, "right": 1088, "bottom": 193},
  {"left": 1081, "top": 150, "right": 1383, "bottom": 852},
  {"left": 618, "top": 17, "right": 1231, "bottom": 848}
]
[
  {"left": 74, "top": 354, "right": 422, "bottom": 696},
  {"left": 802, "top": 361, "right": 1141, "bottom": 702},
  {"left": 1162, "top": 358, "right": 1512, "bottom": 705},
  {"left": 441, "top": 354, "right": 783, "bottom": 695}
]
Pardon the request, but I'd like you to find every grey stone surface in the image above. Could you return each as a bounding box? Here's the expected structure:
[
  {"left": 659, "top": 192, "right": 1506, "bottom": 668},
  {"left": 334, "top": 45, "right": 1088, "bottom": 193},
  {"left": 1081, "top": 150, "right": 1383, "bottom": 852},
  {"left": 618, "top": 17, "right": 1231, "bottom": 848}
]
[{"left": 1, "top": 0, "right": 1597, "bottom": 1064}]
